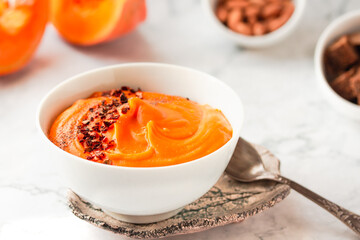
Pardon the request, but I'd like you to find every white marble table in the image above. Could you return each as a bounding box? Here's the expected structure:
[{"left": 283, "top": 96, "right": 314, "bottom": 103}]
[{"left": 1, "top": 1, "right": 360, "bottom": 239}]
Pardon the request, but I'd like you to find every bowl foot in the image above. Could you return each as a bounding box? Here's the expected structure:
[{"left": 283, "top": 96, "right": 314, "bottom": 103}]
[{"left": 102, "top": 208, "right": 183, "bottom": 224}]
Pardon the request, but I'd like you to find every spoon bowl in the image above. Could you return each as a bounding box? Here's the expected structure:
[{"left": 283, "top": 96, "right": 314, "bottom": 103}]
[{"left": 225, "top": 138, "right": 277, "bottom": 182}]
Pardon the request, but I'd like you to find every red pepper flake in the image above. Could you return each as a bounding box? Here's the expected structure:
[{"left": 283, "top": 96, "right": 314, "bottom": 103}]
[
  {"left": 77, "top": 86, "right": 142, "bottom": 162},
  {"left": 110, "top": 114, "right": 119, "bottom": 120},
  {"left": 106, "top": 140, "right": 116, "bottom": 150},
  {"left": 92, "top": 125, "right": 100, "bottom": 132},
  {"left": 95, "top": 151, "right": 106, "bottom": 159},
  {"left": 120, "top": 93, "right": 128, "bottom": 104},
  {"left": 103, "top": 121, "right": 113, "bottom": 127},
  {"left": 110, "top": 89, "right": 122, "bottom": 97},
  {"left": 84, "top": 147, "right": 92, "bottom": 153},
  {"left": 113, "top": 99, "right": 120, "bottom": 107},
  {"left": 121, "top": 106, "right": 129, "bottom": 114},
  {"left": 103, "top": 159, "right": 112, "bottom": 165}
]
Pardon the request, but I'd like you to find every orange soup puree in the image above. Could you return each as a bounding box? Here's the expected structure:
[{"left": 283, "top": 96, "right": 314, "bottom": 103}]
[{"left": 49, "top": 87, "right": 233, "bottom": 167}]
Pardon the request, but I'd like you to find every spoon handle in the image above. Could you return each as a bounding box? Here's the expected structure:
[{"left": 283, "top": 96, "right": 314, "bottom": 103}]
[{"left": 278, "top": 176, "right": 360, "bottom": 235}]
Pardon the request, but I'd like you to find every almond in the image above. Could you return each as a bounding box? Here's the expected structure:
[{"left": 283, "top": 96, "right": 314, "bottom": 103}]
[
  {"left": 266, "top": 2, "right": 294, "bottom": 32},
  {"left": 216, "top": 5, "right": 228, "bottom": 23},
  {"left": 231, "top": 22, "right": 252, "bottom": 35},
  {"left": 261, "top": 3, "right": 282, "bottom": 18},
  {"left": 227, "top": 8, "right": 243, "bottom": 28},
  {"left": 245, "top": 4, "right": 260, "bottom": 18},
  {"left": 225, "top": 0, "right": 249, "bottom": 9},
  {"left": 253, "top": 22, "right": 267, "bottom": 35},
  {"left": 248, "top": 0, "right": 266, "bottom": 7}
]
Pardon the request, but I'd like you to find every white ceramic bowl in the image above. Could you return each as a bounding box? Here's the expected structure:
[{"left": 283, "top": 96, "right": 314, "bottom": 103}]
[
  {"left": 202, "top": 0, "right": 306, "bottom": 48},
  {"left": 37, "top": 63, "right": 244, "bottom": 223},
  {"left": 315, "top": 10, "right": 360, "bottom": 120}
]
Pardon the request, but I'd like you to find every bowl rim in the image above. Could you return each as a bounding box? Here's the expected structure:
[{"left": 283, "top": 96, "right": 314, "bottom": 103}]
[
  {"left": 36, "top": 62, "right": 244, "bottom": 171},
  {"left": 314, "top": 9, "right": 360, "bottom": 112},
  {"left": 201, "top": 0, "right": 307, "bottom": 47}
]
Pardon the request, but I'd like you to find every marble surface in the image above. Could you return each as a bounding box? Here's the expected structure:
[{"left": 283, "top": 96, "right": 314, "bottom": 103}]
[{"left": 0, "top": 0, "right": 360, "bottom": 239}]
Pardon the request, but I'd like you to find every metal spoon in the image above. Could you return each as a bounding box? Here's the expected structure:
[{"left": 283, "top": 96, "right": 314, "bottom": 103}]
[{"left": 226, "top": 137, "right": 360, "bottom": 235}]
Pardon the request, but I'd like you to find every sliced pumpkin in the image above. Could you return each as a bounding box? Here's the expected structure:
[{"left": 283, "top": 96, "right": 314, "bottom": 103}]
[
  {"left": 0, "top": 7, "right": 32, "bottom": 35},
  {"left": 51, "top": 0, "right": 146, "bottom": 46},
  {"left": 0, "top": 0, "right": 48, "bottom": 76}
]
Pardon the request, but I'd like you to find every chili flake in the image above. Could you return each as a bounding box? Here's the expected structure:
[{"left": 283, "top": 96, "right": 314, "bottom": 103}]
[{"left": 76, "top": 86, "right": 142, "bottom": 164}]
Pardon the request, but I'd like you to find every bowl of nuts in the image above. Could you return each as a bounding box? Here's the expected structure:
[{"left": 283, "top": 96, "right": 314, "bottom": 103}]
[
  {"left": 315, "top": 10, "right": 360, "bottom": 120},
  {"left": 202, "top": 0, "right": 306, "bottom": 48}
]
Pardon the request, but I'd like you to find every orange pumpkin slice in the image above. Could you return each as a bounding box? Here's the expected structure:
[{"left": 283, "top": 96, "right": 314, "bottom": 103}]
[
  {"left": 51, "top": 0, "right": 146, "bottom": 46},
  {"left": 0, "top": 0, "right": 48, "bottom": 76}
]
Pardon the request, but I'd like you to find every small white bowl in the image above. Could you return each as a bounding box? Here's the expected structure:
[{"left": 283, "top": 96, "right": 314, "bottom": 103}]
[
  {"left": 37, "top": 63, "right": 244, "bottom": 223},
  {"left": 315, "top": 10, "right": 360, "bottom": 120},
  {"left": 202, "top": 0, "right": 306, "bottom": 48}
]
